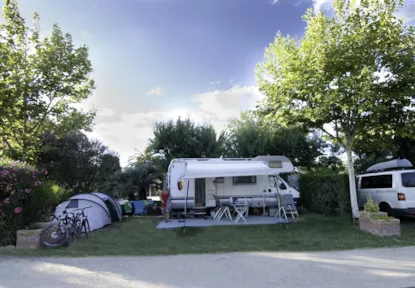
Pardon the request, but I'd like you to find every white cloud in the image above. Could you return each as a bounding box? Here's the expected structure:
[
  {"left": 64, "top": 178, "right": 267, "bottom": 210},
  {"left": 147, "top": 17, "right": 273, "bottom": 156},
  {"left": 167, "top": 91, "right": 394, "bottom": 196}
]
[
  {"left": 96, "top": 108, "right": 115, "bottom": 117},
  {"left": 84, "top": 85, "right": 264, "bottom": 167},
  {"left": 312, "top": 0, "right": 334, "bottom": 14},
  {"left": 269, "top": 0, "right": 279, "bottom": 4},
  {"left": 145, "top": 87, "right": 164, "bottom": 96},
  {"left": 209, "top": 81, "right": 221, "bottom": 85}
]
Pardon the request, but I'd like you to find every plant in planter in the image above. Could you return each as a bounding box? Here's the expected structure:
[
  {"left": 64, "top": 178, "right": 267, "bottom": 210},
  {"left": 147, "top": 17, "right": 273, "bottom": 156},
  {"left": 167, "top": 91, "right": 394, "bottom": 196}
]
[{"left": 359, "top": 196, "right": 400, "bottom": 237}]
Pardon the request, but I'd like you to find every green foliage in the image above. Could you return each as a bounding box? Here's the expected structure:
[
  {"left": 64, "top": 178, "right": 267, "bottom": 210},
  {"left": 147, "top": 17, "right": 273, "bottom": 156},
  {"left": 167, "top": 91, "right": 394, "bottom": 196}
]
[
  {"left": 38, "top": 180, "right": 71, "bottom": 209},
  {"left": 256, "top": 0, "right": 415, "bottom": 146},
  {"left": 116, "top": 162, "right": 159, "bottom": 200},
  {"left": 299, "top": 170, "right": 351, "bottom": 218},
  {"left": 146, "top": 117, "right": 229, "bottom": 172},
  {"left": 225, "top": 111, "right": 324, "bottom": 168},
  {"left": 35, "top": 131, "right": 121, "bottom": 194},
  {"left": 354, "top": 132, "right": 415, "bottom": 173},
  {"left": 0, "top": 157, "right": 49, "bottom": 245},
  {"left": 0, "top": 0, "right": 96, "bottom": 159},
  {"left": 364, "top": 195, "right": 380, "bottom": 213},
  {"left": 256, "top": 0, "right": 415, "bottom": 218}
]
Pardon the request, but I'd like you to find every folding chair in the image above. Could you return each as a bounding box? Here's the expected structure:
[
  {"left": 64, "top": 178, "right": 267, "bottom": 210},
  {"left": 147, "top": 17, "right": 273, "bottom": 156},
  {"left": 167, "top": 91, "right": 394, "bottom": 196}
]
[
  {"left": 211, "top": 195, "right": 232, "bottom": 221},
  {"left": 275, "top": 193, "right": 288, "bottom": 221},
  {"left": 282, "top": 194, "right": 299, "bottom": 219}
]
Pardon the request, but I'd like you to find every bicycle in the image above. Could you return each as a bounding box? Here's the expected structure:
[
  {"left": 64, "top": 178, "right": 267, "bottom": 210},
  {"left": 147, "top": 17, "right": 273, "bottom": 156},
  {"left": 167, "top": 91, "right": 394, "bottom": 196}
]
[
  {"left": 72, "top": 206, "right": 92, "bottom": 239},
  {"left": 40, "top": 210, "right": 75, "bottom": 247},
  {"left": 40, "top": 206, "right": 91, "bottom": 247}
]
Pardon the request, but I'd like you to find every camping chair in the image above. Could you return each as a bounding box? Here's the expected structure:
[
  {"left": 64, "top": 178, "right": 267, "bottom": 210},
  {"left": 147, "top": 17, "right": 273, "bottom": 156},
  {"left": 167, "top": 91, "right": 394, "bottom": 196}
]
[
  {"left": 211, "top": 194, "right": 232, "bottom": 221},
  {"left": 275, "top": 193, "right": 288, "bottom": 221},
  {"left": 211, "top": 194, "right": 223, "bottom": 219},
  {"left": 282, "top": 194, "right": 299, "bottom": 219}
]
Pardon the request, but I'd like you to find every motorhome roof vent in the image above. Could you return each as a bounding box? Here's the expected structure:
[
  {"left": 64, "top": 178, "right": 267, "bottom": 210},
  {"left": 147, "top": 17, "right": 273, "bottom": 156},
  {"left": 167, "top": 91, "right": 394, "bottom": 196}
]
[{"left": 366, "top": 159, "right": 413, "bottom": 173}]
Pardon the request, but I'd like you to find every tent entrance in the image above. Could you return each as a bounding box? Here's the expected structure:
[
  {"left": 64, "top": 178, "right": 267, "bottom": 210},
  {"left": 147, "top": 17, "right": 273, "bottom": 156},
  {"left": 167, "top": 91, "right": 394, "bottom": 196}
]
[
  {"left": 104, "top": 200, "right": 119, "bottom": 221},
  {"left": 195, "top": 178, "right": 206, "bottom": 208}
]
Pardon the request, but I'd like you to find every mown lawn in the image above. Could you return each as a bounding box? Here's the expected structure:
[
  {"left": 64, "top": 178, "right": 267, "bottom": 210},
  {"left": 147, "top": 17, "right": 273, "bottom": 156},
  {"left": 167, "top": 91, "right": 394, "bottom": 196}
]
[{"left": 2, "top": 213, "right": 415, "bottom": 257}]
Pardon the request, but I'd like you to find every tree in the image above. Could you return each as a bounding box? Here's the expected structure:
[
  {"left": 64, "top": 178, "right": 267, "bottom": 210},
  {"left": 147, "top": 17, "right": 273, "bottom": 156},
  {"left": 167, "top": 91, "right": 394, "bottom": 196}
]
[
  {"left": 354, "top": 130, "right": 415, "bottom": 173},
  {"left": 35, "top": 131, "right": 121, "bottom": 194},
  {"left": 0, "top": 0, "right": 95, "bottom": 160},
  {"left": 117, "top": 163, "right": 159, "bottom": 200},
  {"left": 146, "top": 117, "right": 229, "bottom": 172},
  {"left": 256, "top": 0, "right": 415, "bottom": 218},
  {"left": 226, "top": 111, "right": 323, "bottom": 169}
]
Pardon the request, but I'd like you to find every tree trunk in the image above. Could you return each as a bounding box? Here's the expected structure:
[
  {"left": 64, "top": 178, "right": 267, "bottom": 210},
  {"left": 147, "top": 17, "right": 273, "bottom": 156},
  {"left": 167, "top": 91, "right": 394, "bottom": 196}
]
[
  {"left": 346, "top": 145, "right": 360, "bottom": 219},
  {"left": 138, "top": 185, "right": 147, "bottom": 200}
]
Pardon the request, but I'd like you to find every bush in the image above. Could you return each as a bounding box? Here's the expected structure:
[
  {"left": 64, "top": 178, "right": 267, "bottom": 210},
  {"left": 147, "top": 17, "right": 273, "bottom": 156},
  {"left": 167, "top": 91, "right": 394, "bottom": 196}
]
[
  {"left": 39, "top": 181, "right": 72, "bottom": 212},
  {"left": 0, "top": 158, "right": 50, "bottom": 246},
  {"left": 299, "top": 169, "right": 351, "bottom": 219},
  {"left": 364, "top": 195, "right": 380, "bottom": 213}
]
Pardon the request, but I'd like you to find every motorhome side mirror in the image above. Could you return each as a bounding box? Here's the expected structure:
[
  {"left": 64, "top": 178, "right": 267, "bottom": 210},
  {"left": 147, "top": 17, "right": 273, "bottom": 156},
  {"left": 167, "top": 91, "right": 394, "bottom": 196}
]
[{"left": 279, "top": 183, "right": 287, "bottom": 190}]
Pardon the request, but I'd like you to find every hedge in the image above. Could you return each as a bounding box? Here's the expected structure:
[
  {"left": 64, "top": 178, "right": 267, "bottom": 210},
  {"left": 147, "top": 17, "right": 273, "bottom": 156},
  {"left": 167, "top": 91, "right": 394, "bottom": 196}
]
[{"left": 299, "top": 170, "right": 351, "bottom": 219}]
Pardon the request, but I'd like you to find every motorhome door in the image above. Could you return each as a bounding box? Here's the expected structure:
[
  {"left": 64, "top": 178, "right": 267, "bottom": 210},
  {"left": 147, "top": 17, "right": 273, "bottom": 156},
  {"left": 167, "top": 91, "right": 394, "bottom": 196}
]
[{"left": 195, "top": 178, "right": 206, "bottom": 208}]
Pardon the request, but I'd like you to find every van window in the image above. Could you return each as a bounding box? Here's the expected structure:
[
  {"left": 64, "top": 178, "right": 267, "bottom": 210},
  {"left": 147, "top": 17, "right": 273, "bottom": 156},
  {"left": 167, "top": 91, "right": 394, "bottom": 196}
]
[
  {"left": 361, "top": 175, "right": 393, "bottom": 189},
  {"left": 233, "top": 176, "right": 256, "bottom": 185},
  {"left": 401, "top": 172, "right": 415, "bottom": 188}
]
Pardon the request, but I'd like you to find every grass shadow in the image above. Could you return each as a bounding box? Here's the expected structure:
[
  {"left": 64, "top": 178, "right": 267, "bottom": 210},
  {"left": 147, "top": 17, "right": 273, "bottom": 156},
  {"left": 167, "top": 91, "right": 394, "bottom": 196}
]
[{"left": 175, "top": 227, "right": 204, "bottom": 238}]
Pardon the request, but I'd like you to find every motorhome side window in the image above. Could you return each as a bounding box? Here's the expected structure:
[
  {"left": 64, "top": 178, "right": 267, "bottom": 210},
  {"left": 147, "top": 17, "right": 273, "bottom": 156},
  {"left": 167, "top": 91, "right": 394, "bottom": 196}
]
[
  {"left": 214, "top": 177, "right": 224, "bottom": 183},
  {"left": 401, "top": 172, "right": 415, "bottom": 187},
  {"left": 233, "top": 176, "right": 256, "bottom": 185},
  {"left": 360, "top": 175, "right": 393, "bottom": 189}
]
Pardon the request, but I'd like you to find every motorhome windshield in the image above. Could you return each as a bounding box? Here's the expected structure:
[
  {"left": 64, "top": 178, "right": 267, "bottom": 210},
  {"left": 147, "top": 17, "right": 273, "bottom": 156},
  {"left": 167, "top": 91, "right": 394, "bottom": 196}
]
[{"left": 401, "top": 172, "right": 415, "bottom": 188}]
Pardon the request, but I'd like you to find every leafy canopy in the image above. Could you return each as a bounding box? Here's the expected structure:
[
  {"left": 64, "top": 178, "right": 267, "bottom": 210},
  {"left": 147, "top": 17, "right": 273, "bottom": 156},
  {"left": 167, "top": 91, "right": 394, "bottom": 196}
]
[
  {"left": 256, "top": 0, "right": 415, "bottom": 148},
  {"left": 225, "top": 111, "right": 323, "bottom": 168},
  {"left": 256, "top": 0, "right": 415, "bottom": 218},
  {"left": 146, "top": 117, "right": 229, "bottom": 170},
  {"left": 0, "top": 0, "right": 96, "bottom": 159},
  {"left": 35, "top": 131, "right": 121, "bottom": 195}
]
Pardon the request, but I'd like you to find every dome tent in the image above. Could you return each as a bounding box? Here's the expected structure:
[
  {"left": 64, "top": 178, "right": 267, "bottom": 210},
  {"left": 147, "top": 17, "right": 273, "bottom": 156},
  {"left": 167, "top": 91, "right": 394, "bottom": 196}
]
[
  {"left": 90, "top": 192, "right": 122, "bottom": 222},
  {"left": 54, "top": 194, "right": 112, "bottom": 232}
]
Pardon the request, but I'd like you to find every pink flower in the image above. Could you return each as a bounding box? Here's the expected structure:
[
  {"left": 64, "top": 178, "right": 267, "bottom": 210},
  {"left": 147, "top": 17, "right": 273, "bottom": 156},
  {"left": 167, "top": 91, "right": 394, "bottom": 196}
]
[
  {"left": 11, "top": 190, "right": 15, "bottom": 195},
  {"left": 44, "top": 170, "right": 48, "bottom": 175},
  {"left": 14, "top": 207, "right": 22, "bottom": 214},
  {"left": 4, "top": 198, "right": 9, "bottom": 204},
  {"left": 25, "top": 188, "right": 31, "bottom": 193},
  {"left": 6, "top": 185, "right": 12, "bottom": 191},
  {"left": 1, "top": 170, "right": 8, "bottom": 176}
]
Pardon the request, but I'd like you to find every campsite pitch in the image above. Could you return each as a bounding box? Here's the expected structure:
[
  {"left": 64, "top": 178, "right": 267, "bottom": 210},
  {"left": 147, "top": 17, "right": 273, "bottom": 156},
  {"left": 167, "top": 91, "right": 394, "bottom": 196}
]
[{"left": 2, "top": 213, "right": 415, "bottom": 257}]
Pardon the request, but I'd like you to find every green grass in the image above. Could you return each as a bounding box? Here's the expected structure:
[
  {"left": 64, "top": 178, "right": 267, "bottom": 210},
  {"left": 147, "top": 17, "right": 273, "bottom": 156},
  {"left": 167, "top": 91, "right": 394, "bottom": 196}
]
[{"left": 2, "top": 213, "right": 415, "bottom": 257}]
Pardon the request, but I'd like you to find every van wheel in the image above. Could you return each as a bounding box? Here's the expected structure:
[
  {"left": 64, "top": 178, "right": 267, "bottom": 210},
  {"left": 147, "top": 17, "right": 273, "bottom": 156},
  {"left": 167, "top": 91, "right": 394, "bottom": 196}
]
[{"left": 379, "top": 203, "right": 392, "bottom": 216}]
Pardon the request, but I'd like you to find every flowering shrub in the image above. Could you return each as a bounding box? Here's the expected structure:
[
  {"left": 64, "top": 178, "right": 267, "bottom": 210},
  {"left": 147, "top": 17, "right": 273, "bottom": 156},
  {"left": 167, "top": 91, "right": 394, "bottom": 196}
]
[{"left": 0, "top": 158, "right": 48, "bottom": 246}]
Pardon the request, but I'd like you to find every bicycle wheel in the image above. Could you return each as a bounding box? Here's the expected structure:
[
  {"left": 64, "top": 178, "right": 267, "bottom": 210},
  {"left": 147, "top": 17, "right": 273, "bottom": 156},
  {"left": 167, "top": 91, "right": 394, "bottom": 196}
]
[
  {"left": 40, "top": 223, "right": 68, "bottom": 247},
  {"left": 82, "top": 219, "right": 91, "bottom": 238},
  {"left": 68, "top": 221, "right": 78, "bottom": 242}
]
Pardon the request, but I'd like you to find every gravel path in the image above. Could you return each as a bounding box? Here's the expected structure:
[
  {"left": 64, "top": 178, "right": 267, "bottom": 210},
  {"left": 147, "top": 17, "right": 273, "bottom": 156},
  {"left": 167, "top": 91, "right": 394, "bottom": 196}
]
[{"left": 1, "top": 247, "right": 415, "bottom": 288}]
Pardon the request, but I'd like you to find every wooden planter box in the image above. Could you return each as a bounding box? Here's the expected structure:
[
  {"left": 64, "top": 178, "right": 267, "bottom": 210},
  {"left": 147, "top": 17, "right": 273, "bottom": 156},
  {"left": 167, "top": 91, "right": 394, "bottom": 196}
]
[
  {"left": 359, "top": 212, "right": 400, "bottom": 237},
  {"left": 16, "top": 229, "right": 43, "bottom": 249}
]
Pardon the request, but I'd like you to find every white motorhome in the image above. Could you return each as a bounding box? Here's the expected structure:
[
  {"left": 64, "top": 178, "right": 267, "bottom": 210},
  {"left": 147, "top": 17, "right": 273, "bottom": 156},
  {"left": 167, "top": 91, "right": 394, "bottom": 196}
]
[
  {"left": 166, "top": 155, "right": 300, "bottom": 216},
  {"left": 357, "top": 159, "right": 415, "bottom": 217}
]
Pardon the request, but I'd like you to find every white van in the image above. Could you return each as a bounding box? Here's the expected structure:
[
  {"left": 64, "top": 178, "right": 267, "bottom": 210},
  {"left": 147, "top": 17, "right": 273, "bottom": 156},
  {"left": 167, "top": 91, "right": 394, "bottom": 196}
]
[{"left": 356, "top": 159, "right": 415, "bottom": 217}]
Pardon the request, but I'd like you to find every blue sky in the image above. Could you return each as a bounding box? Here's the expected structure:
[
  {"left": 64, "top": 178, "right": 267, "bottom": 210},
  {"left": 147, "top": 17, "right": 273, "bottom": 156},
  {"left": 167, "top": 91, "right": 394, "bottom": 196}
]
[{"left": 2, "top": 0, "right": 415, "bottom": 166}]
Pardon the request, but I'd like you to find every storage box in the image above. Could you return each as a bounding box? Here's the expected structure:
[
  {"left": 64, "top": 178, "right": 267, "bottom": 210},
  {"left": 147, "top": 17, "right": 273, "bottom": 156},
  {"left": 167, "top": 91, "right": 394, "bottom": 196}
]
[{"left": 16, "top": 229, "right": 42, "bottom": 249}]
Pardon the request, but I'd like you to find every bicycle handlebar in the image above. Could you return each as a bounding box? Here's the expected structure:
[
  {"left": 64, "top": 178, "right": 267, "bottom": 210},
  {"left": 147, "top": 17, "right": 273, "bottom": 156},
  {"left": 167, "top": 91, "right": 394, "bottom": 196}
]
[{"left": 73, "top": 205, "right": 92, "bottom": 211}]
